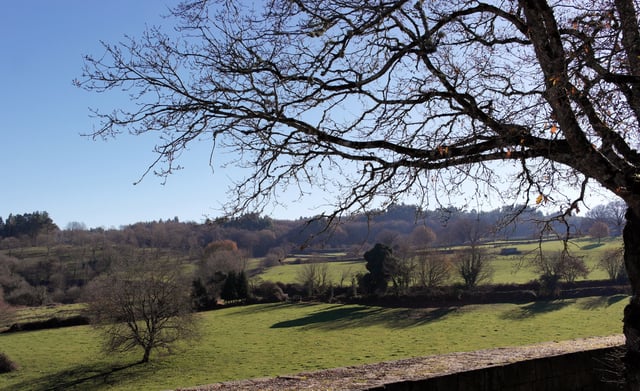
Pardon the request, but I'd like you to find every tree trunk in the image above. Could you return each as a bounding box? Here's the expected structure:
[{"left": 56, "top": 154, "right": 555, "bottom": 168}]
[
  {"left": 623, "top": 207, "right": 640, "bottom": 390},
  {"left": 141, "top": 345, "right": 152, "bottom": 364}
]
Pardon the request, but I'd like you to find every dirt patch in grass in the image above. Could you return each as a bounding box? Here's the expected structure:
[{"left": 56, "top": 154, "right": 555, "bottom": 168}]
[{"left": 178, "top": 335, "right": 624, "bottom": 391}]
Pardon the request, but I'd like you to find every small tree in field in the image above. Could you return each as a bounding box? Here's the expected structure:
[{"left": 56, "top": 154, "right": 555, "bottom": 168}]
[
  {"left": 85, "top": 256, "right": 199, "bottom": 363},
  {"left": 599, "top": 248, "right": 627, "bottom": 283},
  {"left": 296, "top": 261, "right": 330, "bottom": 297},
  {"left": 415, "top": 251, "right": 451, "bottom": 289},
  {"left": 410, "top": 226, "right": 437, "bottom": 250},
  {"left": 387, "top": 254, "right": 415, "bottom": 295},
  {"left": 454, "top": 247, "right": 492, "bottom": 289},
  {"left": 562, "top": 254, "right": 591, "bottom": 283},
  {"left": 530, "top": 251, "right": 590, "bottom": 295},
  {"left": 588, "top": 221, "right": 610, "bottom": 244}
]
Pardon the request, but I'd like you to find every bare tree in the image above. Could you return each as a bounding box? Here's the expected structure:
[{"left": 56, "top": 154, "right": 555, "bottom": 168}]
[
  {"left": 529, "top": 251, "right": 590, "bottom": 294},
  {"left": 78, "top": 0, "right": 640, "bottom": 384},
  {"left": 599, "top": 248, "right": 628, "bottom": 282},
  {"left": 85, "top": 256, "right": 199, "bottom": 363},
  {"left": 454, "top": 246, "right": 493, "bottom": 289},
  {"left": 587, "top": 200, "right": 627, "bottom": 236},
  {"left": 374, "top": 229, "right": 402, "bottom": 250},
  {"left": 387, "top": 250, "right": 416, "bottom": 295},
  {"left": 263, "top": 245, "right": 289, "bottom": 267},
  {"left": 415, "top": 251, "right": 451, "bottom": 288},
  {"left": 607, "top": 200, "right": 627, "bottom": 236},
  {"left": 589, "top": 221, "right": 610, "bottom": 243},
  {"left": 296, "top": 261, "right": 331, "bottom": 297},
  {"left": 409, "top": 226, "right": 437, "bottom": 250},
  {"left": 199, "top": 240, "right": 247, "bottom": 278}
]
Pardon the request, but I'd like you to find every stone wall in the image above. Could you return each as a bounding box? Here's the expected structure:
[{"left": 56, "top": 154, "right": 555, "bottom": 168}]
[{"left": 367, "top": 346, "right": 623, "bottom": 391}]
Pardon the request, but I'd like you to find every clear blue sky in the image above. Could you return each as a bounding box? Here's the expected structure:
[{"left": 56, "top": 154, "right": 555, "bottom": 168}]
[
  {"left": 0, "top": 1, "right": 613, "bottom": 230},
  {"left": 0, "top": 1, "right": 327, "bottom": 229}
]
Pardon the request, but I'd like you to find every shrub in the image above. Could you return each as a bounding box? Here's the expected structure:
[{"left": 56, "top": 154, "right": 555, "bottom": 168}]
[
  {"left": 530, "top": 251, "right": 589, "bottom": 286},
  {"left": 599, "top": 248, "right": 627, "bottom": 283},
  {"left": 296, "top": 262, "right": 330, "bottom": 297},
  {"left": 538, "top": 274, "right": 562, "bottom": 298},
  {"left": 253, "top": 281, "right": 287, "bottom": 302},
  {"left": 0, "top": 352, "right": 17, "bottom": 373}
]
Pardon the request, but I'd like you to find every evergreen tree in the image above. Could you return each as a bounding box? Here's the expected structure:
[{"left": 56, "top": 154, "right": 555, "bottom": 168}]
[
  {"left": 235, "top": 270, "right": 249, "bottom": 300},
  {"left": 362, "top": 243, "right": 396, "bottom": 295},
  {"left": 220, "top": 271, "right": 238, "bottom": 302},
  {"left": 190, "top": 278, "right": 211, "bottom": 310}
]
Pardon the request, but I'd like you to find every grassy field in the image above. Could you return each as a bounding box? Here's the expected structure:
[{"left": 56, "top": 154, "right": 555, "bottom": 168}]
[
  {"left": 257, "top": 259, "right": 367, "bottom": 286},
  {"left": 255, "top": 238, "right": 624, "bottom": 286},
  {"left": 0, "top": 296, "right": 628, "bottom": 391}
]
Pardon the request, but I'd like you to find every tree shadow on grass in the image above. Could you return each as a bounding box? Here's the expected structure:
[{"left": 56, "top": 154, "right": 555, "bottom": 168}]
[
  {"left": 229, "top": 302, "right": 321, "bottom": 316},
  {"left": 500, "top": 300, "right": 575, "bottom": 320},
  {"left": 6, "top": 361, "right": 143, "bottom": 391},
  {"left": 579, "top": 294, "right": 628, "bottom": 310},
  {"left": 270, "top": 305, "right": 457, "bottom": 330},
  {"left": 581, "top": 243, "right": 604, "bottom": 250}
]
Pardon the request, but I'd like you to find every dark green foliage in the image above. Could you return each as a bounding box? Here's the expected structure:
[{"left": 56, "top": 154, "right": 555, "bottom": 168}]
[
  {"left": 221, "top": 213, "right": 272, "bottom": 231},
  {"left": 0, "top": 211, "right": 57, "bottom": 239},
  {"left": 362, "top": 243, "right": 397, "bottom": 295},
  {"left": 220, "top": 271, "right": 238, "bottom": 302},
  {"left": 6, "top": 315, "right": 89, "bottom": 332},
  {"left": 191, "top": 278, "right": 214, "bottom": 310},
  {"left": 357, "top": 273, "right": 375, "bottom": 295},
  {"left": 236, "top": 270, "right": 249, "bottom": 300},
  {"left": 0, "top": 352, "right": 17, "bottom": 373}
]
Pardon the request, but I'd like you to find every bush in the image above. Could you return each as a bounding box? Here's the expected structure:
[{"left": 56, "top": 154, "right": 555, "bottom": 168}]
[
  {"left": 0, "top": 352, "right": 17, "bottom": 373},
  {"left": 253, "top": 281, "right": 287, "bottom": 302},
  {"left": 6, "top": 285, "right": 47, "bottom": 306},
  {"left": 538, "top": 274, "right": 562, "bottom": 298}
]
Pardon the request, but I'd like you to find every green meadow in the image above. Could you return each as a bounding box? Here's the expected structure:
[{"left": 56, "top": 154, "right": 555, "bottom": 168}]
[
  {"left": 256, "top": 238, "right": 624, "bottom": 285},
  {"left": 0, "top": 238, "right": 627, "bottom": 390},
  {"left": 0, "top": 296, "right": 627, "bottom": 391}
]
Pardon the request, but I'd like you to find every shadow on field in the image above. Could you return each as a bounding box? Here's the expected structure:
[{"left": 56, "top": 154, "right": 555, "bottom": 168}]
[
  {"left": 579, "top": 294, "right": 627, "bottom": 310},
  {"left": 581, "top": 243, "right": 604, "bottom": 250},
  {"left": 500, "top": 300, "right": 575, "bottom": 320},
  {"left": 228, "top": 302, "right": 321, "bottom": 317},
  {"left": 270, "top": 305, "right": 456, "bottom": 330},
  {"left": 6, "top": 361, "right": 141, "bottom": 391}
]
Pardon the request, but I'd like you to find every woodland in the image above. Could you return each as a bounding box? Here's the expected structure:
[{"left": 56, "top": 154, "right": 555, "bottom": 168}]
[{"left": 0, "top": 202, "right": 623, "bottom": 307}]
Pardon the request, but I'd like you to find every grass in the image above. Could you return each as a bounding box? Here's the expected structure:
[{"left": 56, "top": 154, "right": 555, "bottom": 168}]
[
  {"left": 492, "top": 237, "right": 624, "bottom": 283},
  {"left": 0, "top": 296, "right": 628, "bottom": 390},
  {"left": 10, "top": 304, "right": 85, "bottom": 323},
  {"left": 0, "top": 237, "right": 627, "bottom": 389},
  {"left": 257, "top": 260, "right": 367, "bottom": 285},
  {"left": 255, "top": 238, "right": 624, "bottom": 286}
]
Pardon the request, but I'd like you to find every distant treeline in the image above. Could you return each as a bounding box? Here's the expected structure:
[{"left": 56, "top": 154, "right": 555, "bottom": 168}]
[
  {"left": 0, "top": 203, "right": 623, "bottom": 308},
  {"left": 0, "top": 204, "right": 621, "bottom": 257},
  {"left": 0, "top": 212, "right": 57, "bottom": 239}
]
